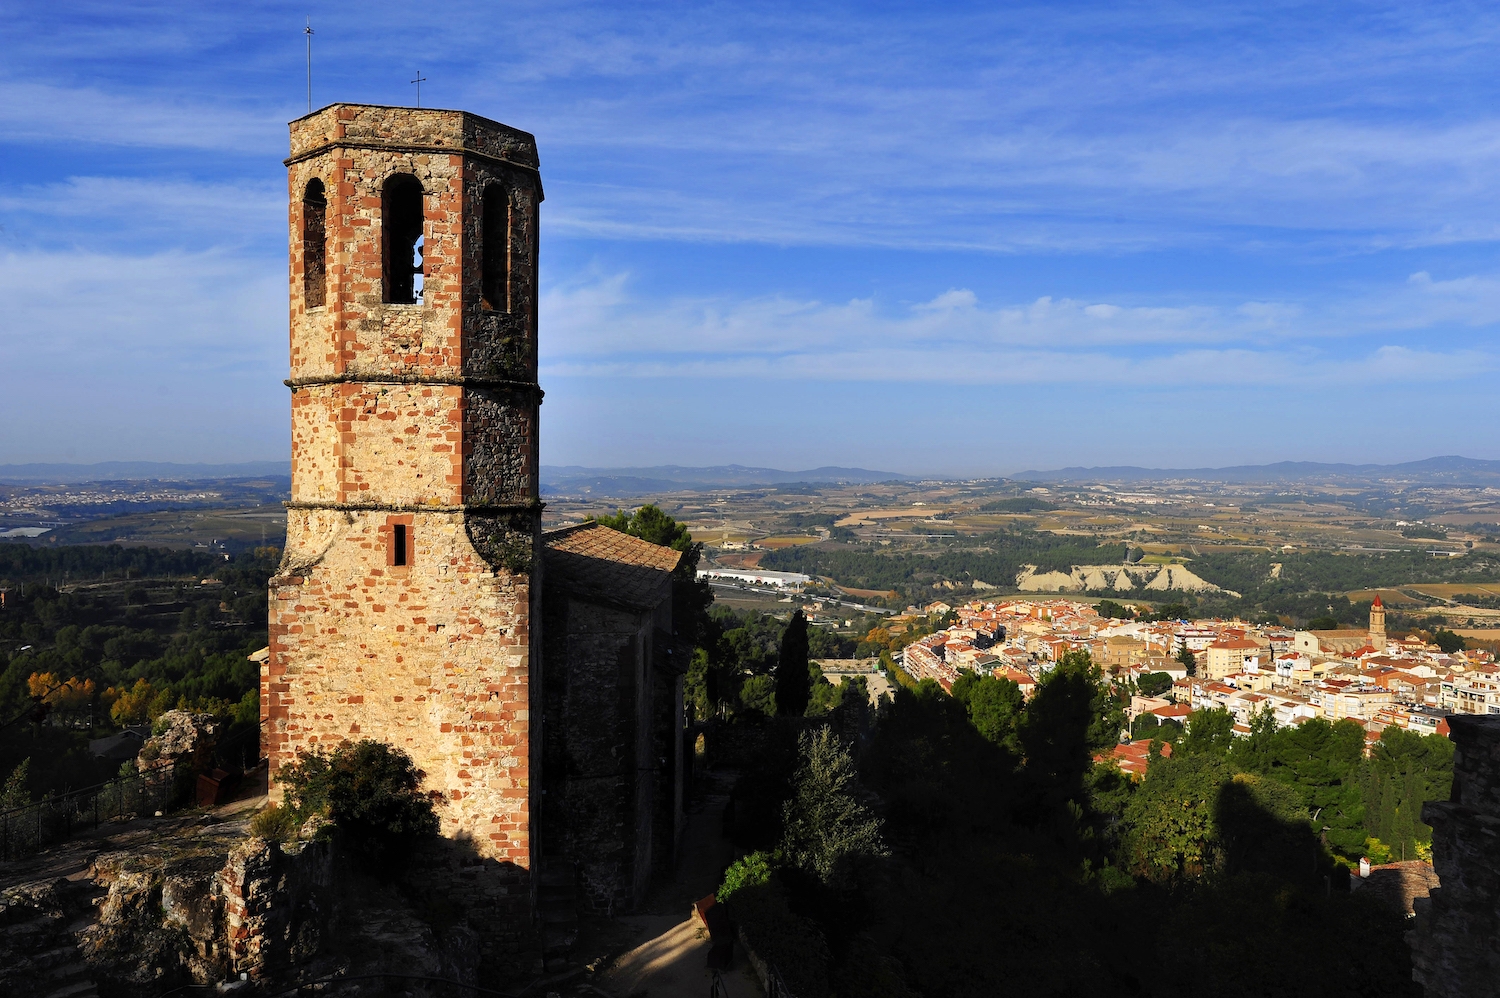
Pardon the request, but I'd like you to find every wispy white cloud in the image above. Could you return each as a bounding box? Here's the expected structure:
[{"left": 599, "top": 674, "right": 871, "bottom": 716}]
[
  {"left": 0, "top": 249, "right": 282, "bottom": 368},
  {"left": 0, "top": 81, "right": 283, "bottom": 154},
  {"left": 540, "top": 270, "right": 1500, "bottom": 385},
  {"left": 0, "top": 246, "right": 285, "bottom": 463},
  {"left": 0, "top": 176, "right": 284, "bottom": 252},
  {"left": 9, "top": 3, "right": 1500, "bottom": 251}
]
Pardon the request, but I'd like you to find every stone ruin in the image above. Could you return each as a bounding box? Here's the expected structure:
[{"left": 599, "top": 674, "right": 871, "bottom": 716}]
[{"left": 1408, "top": 713, "right": 1500, "bottom": 995}]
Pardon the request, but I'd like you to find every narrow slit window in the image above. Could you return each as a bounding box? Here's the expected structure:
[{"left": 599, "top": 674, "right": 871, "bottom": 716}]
[
  {"left": 392, "top": 524, "right": 409, "bottom": 566},
  {"left": 302, "top": 179, "right": 327, "bottom": 308},
  {"left": 382, "top": 174, "right": 424, "bottom": 304},
  {"left": 481, "top": 185, "right": 511, "bottom": 311}
]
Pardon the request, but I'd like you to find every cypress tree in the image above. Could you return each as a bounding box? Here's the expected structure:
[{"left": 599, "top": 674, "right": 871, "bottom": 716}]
[{"left": 776, "top": 609, "right": 812, "bottom": 718}]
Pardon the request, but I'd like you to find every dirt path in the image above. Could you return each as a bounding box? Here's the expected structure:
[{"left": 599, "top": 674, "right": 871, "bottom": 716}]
[{"left": 587, "top": 770, "right": 762, "bottom": 998}]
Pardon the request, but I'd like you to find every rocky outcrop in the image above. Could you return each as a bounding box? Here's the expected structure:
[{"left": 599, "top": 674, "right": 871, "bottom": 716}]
[
  {"left": 81, "top": 848, "right": 231, "bottom": 990},
  {"left": 1015, "top": 563, "right": 1235, "bottom": 596},
  {"left": 1, "top": 806, "right": 487, "bottom": 997},
  {"left": 1408, "top": 714, "right": 1500, "bottom": 996},
  {"left": 136, "top": 710, "right": 219, "bottom": 774}
]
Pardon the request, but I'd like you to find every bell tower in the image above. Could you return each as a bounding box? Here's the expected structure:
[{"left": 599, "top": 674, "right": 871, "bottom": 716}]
[
  {"left": 1369, "top": 594, "right": 1386, "bottom": 650},
  {"left": 264, "top": 104, "right": 543, "bottom": 948}
]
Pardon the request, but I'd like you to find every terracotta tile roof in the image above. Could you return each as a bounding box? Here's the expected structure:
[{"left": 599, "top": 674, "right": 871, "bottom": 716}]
[
  {"left": 543, "top": 522, "right": 683, "bottom": 610},
  {"left": 1355, "top": 861, "right": 1440, "bottom": 915}
]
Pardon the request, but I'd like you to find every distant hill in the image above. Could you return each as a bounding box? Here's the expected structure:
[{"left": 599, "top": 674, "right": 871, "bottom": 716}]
[
  {"left": 0, "top": 461, "right": 290, "bottom": 483},
  {"left": 541, "top": 464, "right": 910, "bottom": 496},
  {"left": 1014, "top": 455, "right": 1500, "bottom": 485}
]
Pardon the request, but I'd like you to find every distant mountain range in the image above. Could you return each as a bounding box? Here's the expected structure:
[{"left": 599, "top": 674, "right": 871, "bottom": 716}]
[
  {"left": 0, "top": 461, "right": 290, "bottom": 483},
  {"left": 1014, "top": 456, "right": 1500, "bottom": 485},
  {"left": 541, "top": 464, "right": 910, "bottom": 495},
  {"left": 7, "top": 456, "right": 1498, "bottom": 490}
]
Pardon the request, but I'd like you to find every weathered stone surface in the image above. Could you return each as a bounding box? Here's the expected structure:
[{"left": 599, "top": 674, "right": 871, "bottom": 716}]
[
  {"left": 1, "top": 810, "right": 482, "bottom": 996},
  {"left": 81, "top": 850, "right": 225, "bottom": 989},
  {"left": 220, "top": 835, "right": 334, "bottom": 981},
  {"left": 1408, "top": 714, "right": 1500, "bottom": 996},
  {"left": 0, "top": 878, "right": 91, "bottom": 998},
  {"left": 137, "top": 710, "right": 218, "bottom": 773}
]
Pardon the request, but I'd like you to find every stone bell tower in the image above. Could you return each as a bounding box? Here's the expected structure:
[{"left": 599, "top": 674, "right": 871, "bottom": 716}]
[
  {"left": 1369, "top": 593, "right": 1387, "bottom": 650},
  {"left": 263, "top": 104, "right": 543, "bottom": 950}
]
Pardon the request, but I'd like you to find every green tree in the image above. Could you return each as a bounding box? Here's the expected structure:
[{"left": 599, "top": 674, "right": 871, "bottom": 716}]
[
  {"left": 805, "top": 662, "right": 852, "bottom": 717},
  {"left": 1362, "top": 726, "right": 1454, "bottom": 860},
  {"left": 781, "top": 728, "right": 888, "bottom": 889},
  {"left": 775, "top": 610, "right": 812, "bottom": 717},
  {"left": 1180, "top": 708, "right": 1235, "bottom": 758},
  {"left": 1122, "top": 753, "right": 1230, "bottom": 879},
  {"left": 1176, "top": 641, "right": 1197, "bottom": 677},
  {"left": 1019, "top": 650, "right": 1119, "bottom": 805},
  {"left": 740, "top": 674, "right": 777, "bottom": 716},
  {"left": 1137, "top": 671, "right": 1173, "bottom": 698},
  {"left": 1431, "top": 628, "right": 1465, "bottom": 654},
  {"left": 1263, "top": 717, "right": 1367, "bottom": 855},
  {"left": 1215, "top": 771, "right": 1321, "bottom": 879},
  {"left": 951, "top": 672, "right": 1024, "bottom": 754},
  {"left": 0, "top": 758, "right": 31, "bottom": 810},
  {"left": 1227, "top": 704, "right": 1279, "bottom": 774},
  {"left": 592, "top": 504, "right": 700, "bottom": 565}
]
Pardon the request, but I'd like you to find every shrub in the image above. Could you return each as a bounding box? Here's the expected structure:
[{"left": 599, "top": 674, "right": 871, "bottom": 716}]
[
  {"left": 718, "top": 863, "right": 831, "bottom": 998},
  {"left": 718, "top": 850, "right": 774, "bottom": 902},
  {"left": 274, "top": 739, "right": 440, "bottom": 874},
  {"left": 250, "top": 803, "right": 299, "bottom": 842},
  {"left": 1, "top": 759, "right": 31, "bottom": 811}
]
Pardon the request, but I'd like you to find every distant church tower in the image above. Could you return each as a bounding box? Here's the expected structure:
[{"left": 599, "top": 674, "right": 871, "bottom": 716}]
[
  {"left": 1369, "top": 594, "right": 1387, "bottom": 650},
  {"left": 263, "top": 104, "right": 543, "bottom": 956}
]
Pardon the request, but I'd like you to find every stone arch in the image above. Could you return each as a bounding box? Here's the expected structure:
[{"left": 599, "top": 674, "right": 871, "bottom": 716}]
[
  {"left": 302, "top": 178, "right": 327, "bottom": 308},
  {"left": 382, "top": 173, "right": 425, "bottom": 304}
]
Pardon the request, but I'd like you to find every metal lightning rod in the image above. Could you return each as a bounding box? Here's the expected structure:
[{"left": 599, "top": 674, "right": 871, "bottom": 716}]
[{"left": 305, "top": 17, "right": 314, "bottom": 113}]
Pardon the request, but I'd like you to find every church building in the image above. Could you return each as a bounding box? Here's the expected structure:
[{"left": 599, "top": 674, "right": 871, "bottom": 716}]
[{"left": 261, "top": 104, "right": 688, "bottom": 969}]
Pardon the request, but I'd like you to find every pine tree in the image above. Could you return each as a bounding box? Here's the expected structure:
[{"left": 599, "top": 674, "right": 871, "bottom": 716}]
[
  {"left": 781, "top": 728, "right": 887, "bottom": 888},
  {"left": 776, "top": 610, "right": 812, "bottom": 718}
]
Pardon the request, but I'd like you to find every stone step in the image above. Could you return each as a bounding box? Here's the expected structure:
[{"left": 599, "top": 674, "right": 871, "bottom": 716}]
[
  {"left": 42, "top": 979, "right": 99, "bottom": 998},
  {"left": 0, "top": 915, "right": 58, "bottom": 941},
  {"left": 536, "top": 869, "right": 576, "bottom": 888},
  {"left": 538, "top": 905, "right": 576, "bottom": 926},
  {"left": 45, "top": 960, "right": 91, "bottom": 983},
  {"left": 540, "top": 923, "right": 577, "bottom": 955},
  {"left": 34, "top": 944, "right": 82, "bottom": 969}
]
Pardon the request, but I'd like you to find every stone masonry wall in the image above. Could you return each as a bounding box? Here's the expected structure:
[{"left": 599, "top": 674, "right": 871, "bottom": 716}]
[
  {"left": 1408, "top": 713, "right": 1500, "bottom": 995},
  {"left": 541, "top": 596, "right": 641, "bottom": 914},
  {"left": 269, "top": 104, "right": 544, "bottom": 969}
]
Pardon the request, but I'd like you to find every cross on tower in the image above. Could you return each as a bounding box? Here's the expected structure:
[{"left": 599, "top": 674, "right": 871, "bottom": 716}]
[{"left": 411, "top": 70, "right": 427, "bottom": 108}]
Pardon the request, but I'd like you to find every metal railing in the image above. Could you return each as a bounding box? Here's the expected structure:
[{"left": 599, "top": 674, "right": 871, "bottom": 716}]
[{"left": 0, "top": 760, "right": 182, "bottom": 861}]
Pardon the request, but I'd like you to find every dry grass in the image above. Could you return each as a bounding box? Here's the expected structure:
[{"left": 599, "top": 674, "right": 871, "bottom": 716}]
[
  {"left": 1347, "top": 588, "right": 1424, "bottom": 606},
  {"left": 1403, "top": 583, "right": 1500, "bottom": 598},
  {"left": 757, "top": 535, "right": 822, "bottom": 549}
]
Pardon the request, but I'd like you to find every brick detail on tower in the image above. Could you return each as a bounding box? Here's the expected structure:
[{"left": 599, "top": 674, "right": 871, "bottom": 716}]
[{"left": 263, "top": 104, "right": 543, "bottom": 965}]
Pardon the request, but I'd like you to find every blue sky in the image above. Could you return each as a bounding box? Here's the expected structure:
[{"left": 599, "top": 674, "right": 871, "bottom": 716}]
[{"left": 4, "top": 1, "right": 1500, "bottom": 475}]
